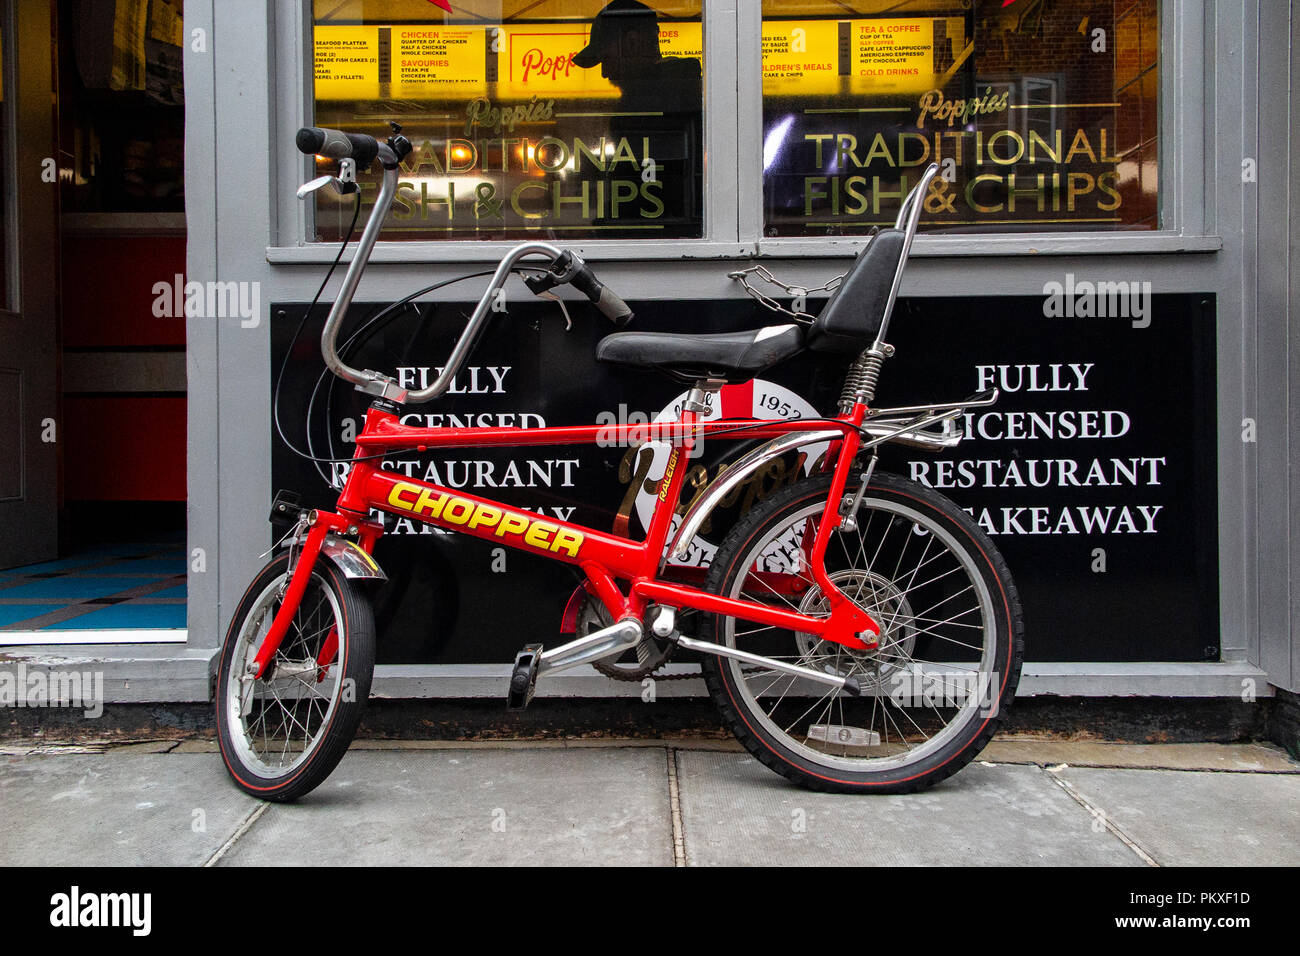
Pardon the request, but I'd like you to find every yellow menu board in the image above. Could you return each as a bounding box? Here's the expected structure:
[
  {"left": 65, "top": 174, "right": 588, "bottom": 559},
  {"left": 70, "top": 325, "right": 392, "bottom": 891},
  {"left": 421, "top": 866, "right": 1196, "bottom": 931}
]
[
  {"left": 392, "top": 25, "right": 487, "bottom": 99},
  {"left": 495, "top": 23, "right": 702, "bottom": 100},
  {"left": 315, "top": 25, "right": 382, "bottom": 100},
  {"left": 850, "top": 18, "right": 935, "bottom": 95},
  {"left": 761, "top": 20, "right": 841, "bottom": 96},
  {"left": 659, "top": 23, "right": 702, "bottom": 60},
  {"left": 760, "top": 18, "right": 939, "bottom": 98},
  {"left": 315, "top": 21, "right": 703, "bottom": 102}
]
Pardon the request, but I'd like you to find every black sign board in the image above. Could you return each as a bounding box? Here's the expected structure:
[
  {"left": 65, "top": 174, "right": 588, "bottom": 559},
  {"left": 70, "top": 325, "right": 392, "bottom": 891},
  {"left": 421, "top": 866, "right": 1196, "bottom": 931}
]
[{"left": 270, "top": 291, "right": 1218, "bottom": 666}]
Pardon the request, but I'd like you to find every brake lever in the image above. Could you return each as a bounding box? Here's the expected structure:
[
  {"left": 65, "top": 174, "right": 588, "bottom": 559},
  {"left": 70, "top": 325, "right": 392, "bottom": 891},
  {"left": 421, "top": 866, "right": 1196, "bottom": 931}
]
[
  {"left": 538, "top": 292, "right": 572, "bottom": 330},
  {"left": 297, "top": 157, "right": 358, "bottom": 199},
  {"left": 296, "top": 175, "right": 335, "bottom": 199}
]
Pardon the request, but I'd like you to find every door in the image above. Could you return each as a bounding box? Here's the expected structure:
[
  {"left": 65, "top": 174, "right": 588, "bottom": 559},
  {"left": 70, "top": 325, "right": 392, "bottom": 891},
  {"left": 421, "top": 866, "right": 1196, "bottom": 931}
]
[{"left": 0, "top": 0, "right": 59, "bottom": 570}]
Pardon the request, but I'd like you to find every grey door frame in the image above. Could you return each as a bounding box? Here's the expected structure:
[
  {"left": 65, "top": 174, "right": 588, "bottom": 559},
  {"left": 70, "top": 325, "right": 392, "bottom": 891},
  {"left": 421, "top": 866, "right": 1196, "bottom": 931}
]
[{"left": 0, "top": 0, "right": 59, "bottom": 571}]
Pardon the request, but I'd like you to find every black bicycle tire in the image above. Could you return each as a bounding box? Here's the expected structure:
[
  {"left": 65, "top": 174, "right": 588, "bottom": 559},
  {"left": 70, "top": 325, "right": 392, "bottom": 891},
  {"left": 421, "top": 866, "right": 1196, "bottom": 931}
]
[
  {"left": 701, "top": 470, "right": 1024, "bottom": 794},
  {"left": 215, "top": 553, "right": 375, "bottom": 802}
]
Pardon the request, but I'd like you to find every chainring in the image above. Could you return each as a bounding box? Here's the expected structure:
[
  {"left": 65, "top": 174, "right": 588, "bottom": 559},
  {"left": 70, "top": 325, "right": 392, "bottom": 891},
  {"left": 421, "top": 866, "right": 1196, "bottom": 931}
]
[{"left": 578, "top": 595, "right": 675, "bottom": 681}]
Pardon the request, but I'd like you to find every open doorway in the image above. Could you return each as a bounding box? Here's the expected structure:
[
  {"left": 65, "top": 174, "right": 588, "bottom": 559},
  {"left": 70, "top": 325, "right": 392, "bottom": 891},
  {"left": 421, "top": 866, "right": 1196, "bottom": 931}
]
[{"left": 0, "top": 0, "right": 186, "bottom": 643}]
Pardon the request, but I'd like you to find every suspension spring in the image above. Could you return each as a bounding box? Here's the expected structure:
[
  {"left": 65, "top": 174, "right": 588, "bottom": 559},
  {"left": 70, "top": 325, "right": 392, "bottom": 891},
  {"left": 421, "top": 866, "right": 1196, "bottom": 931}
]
[{"left": 839, "top": 348, "right": 886, "bottom": 411}]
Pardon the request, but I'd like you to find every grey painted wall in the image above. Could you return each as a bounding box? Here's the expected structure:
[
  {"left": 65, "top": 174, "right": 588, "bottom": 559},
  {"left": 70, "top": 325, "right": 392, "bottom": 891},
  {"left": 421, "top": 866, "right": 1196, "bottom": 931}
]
[
  {"left": 1290, "top": 2, "right": 1300, "bottom": 695},
  {"left": 182, "top": 0, "right": 1297, "bottom": 693}
]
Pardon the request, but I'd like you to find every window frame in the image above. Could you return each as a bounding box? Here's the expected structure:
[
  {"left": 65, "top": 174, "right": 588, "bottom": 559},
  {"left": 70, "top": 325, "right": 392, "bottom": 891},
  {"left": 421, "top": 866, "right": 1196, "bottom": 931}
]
[
  {"left": 268, "top": 0, "right": 1218, "bottom": 264},
  {"left": 0, "top": 0, "right": 17, "bottom": 315}
]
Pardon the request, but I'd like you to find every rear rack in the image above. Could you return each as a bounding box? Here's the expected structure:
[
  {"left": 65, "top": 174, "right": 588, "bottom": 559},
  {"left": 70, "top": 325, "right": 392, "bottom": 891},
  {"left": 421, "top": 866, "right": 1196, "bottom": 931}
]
[{"left": 860, "top": 389, "right": 1000, "bottom": 451}]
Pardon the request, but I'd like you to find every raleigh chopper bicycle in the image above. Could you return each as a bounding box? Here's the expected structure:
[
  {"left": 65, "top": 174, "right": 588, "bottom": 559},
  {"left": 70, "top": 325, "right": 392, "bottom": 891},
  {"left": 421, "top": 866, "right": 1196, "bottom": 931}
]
[{"left": 216, "top": 124, "right": 1024, "bottom": 800}]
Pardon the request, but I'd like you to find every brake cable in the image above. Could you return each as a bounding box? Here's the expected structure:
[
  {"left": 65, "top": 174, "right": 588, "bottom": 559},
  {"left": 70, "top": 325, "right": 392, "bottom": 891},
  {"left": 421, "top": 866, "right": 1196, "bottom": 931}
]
[
  {"left": 313, "top": 267, "right": 553, "bottom": 472},
  {"left": 272, "top": 191, "right": 362, "bottom": 485},
  {"left": 276, "top": 234, "right": 556, "bottom": 475}
]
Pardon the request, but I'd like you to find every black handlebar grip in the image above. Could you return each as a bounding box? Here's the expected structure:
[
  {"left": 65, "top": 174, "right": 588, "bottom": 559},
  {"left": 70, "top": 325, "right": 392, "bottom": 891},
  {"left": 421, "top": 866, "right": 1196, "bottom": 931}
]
[
  {"left": 593, "top": 285, "right": 634, "bottom": 327},
  {"left": 569, "top": 262, "right": 634, "bottom": 327},
  {"left": 295, "top": 127, "right": 380, "bottom": 170}
]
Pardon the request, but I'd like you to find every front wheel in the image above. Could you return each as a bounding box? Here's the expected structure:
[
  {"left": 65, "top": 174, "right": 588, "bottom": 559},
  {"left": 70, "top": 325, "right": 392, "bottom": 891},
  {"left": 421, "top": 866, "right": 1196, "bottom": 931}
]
[
  {"left": 216, "top": 552, "right": 375, "bottom": 801},
  {"left": 702, "top": 470, "right": 1023, "bottom": 793}
]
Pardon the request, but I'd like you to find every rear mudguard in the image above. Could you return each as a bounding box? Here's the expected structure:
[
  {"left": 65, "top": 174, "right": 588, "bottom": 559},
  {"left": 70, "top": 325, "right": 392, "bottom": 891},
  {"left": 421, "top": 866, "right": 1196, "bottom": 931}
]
[{"left": 665, "top": 429, "right": 844, "bottom": 564}]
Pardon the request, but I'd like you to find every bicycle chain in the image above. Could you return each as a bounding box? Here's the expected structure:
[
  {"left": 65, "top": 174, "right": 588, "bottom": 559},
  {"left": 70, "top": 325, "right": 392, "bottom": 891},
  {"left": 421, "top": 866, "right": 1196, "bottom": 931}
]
[
  {"left": 728, "top": 264, "right": 844, "bottom": 323},
  {"left": 729, "top": 226, "right": 883, "bottom": 322},
  {"left": 577, "top": 595, "right": 675, "bottom": 682},
  {"left": 577, "top": 599, "right": 764, "bottom": 682},
  {"left": 577, "top": 595, "right": 843, "bottom": 683}
]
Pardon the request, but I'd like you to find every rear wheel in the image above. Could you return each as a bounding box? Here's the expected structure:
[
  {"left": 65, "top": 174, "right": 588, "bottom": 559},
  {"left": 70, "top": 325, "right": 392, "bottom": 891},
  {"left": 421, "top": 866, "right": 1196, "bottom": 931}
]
[
  {"left": 702, "top": 470, "right": 1023, "bottom": 793},
  {"left": 216, "top": 553, "right": 375, "bottom": 802}
]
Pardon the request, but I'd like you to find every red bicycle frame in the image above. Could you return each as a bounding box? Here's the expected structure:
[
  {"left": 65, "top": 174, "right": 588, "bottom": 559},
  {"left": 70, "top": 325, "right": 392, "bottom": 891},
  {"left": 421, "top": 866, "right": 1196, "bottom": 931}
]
[{"left": 251, "top": 399, "right": 881, "bottom": 679}]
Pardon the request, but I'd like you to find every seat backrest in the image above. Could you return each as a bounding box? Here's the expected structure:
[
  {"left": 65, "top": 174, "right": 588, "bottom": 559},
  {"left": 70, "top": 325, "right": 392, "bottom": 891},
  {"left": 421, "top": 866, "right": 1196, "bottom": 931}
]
[{"left": 805, "top": 228, "right": 906, "bottom": 354}]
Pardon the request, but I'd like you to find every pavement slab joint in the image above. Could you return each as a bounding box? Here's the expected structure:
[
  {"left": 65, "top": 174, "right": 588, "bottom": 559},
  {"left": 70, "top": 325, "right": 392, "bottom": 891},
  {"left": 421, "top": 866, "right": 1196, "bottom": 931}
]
[
  {"left": 1, "top": 741, "right": 1297, "bottom": 866},
  {"left": 1043, "top": 765, "right": 1160, "bottom": 867}
]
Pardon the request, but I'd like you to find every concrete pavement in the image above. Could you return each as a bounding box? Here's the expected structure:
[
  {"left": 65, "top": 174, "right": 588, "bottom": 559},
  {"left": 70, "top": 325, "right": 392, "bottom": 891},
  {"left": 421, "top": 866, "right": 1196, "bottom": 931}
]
[{"left": 1, "top": 738, "right": 1296, "bottom": 866}]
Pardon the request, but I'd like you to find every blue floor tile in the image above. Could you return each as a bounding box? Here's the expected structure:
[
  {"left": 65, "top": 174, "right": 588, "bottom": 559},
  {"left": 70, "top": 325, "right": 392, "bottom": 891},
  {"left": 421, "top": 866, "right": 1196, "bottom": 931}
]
[
  {"left": 6, "top": 545, "right": 181, "bottom": 571},
  {"left": 0, "top": 578, "right": 152, "bottom": 601},
  {"left": 53, "top": 604, "right": 186, "bottom": 630},
  {"left": 0, "top": 605, "right": 62, "bottom": 627}
]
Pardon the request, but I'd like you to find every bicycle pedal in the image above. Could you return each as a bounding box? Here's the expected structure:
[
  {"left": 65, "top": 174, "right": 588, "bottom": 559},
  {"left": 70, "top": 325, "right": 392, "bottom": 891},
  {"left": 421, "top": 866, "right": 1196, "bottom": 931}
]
[{"left": 507, "top": 643, "right": 544, "bottom": 711}]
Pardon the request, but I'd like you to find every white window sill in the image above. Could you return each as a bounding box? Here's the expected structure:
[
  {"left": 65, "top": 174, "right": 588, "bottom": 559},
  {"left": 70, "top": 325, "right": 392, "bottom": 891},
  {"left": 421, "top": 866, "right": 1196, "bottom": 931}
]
[{"left": 266, "top": 232, "right": 1223, "bottom": 265}]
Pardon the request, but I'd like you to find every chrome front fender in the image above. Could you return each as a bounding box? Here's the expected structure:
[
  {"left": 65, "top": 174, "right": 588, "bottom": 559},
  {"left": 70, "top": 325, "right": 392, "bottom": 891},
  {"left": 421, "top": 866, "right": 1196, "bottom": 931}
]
[
  {"left": 282, "top": 532, "right": 388, "bottom": 582},
  {"left": 665, "top": 429, "right": 843, "bottom": 563}
]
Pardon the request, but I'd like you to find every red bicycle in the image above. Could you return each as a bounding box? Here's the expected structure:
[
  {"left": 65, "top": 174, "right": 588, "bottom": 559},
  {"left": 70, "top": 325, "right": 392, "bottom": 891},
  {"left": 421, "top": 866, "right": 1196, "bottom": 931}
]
[{"left": 216, "top": 125, "right": 1024, "bottom": 800}]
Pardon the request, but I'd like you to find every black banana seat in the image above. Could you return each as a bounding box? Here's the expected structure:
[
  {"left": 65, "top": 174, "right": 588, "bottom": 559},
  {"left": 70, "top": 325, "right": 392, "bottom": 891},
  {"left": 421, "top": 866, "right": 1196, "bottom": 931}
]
[{"left": 596, "top": 323, "right": 804, "bottom": 383}]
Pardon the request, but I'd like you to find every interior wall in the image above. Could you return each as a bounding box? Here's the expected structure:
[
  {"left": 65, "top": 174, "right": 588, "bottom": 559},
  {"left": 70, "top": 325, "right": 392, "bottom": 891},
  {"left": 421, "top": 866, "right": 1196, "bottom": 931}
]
[{"left": 60, "top": 233, "right": 187, "bottom": 502}]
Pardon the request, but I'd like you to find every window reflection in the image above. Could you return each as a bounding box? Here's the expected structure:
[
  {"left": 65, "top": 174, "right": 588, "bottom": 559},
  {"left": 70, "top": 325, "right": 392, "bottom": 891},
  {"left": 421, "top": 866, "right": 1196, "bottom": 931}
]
[
  {"left": 311, "top": 1, "right": 704, "bottom": 241},
  {"left": 761, "top": 0, "right": 1160, "bottom": 236}
]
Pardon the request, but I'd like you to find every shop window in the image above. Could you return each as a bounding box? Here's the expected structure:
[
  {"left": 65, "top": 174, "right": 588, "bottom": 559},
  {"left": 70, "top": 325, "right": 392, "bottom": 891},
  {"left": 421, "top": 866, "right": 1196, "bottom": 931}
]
[
  {"left": 760, "top": 0, "right": 1160, "bottom": 236},
  {"left": 311, "top": 1, "right": 705, "bottom": 242}
]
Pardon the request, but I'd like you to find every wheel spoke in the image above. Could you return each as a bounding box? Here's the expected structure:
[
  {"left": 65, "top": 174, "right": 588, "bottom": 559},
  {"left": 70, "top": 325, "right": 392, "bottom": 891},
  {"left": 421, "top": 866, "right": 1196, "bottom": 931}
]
[
  {"left": 224, "top": 571, "right": 348, "bottom": 779},
  {"left": 716, "top": 485, "right": 1006, "bottom": 778}
]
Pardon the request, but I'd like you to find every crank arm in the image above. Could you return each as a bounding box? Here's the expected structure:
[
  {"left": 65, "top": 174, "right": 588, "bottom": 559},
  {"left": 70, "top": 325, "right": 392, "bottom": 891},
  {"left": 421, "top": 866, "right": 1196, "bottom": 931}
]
[
  {"left": 673, "top": 635, "right": 862, "bottom": 696},
  {"left": 536, "top": 618, "right": 643, "bottom": 678}
]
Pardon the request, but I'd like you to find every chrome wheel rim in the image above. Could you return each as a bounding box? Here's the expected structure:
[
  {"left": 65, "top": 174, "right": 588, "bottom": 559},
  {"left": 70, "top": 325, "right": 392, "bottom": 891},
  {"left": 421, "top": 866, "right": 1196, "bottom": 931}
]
[
  {"left": 224, "top": 573, "right": 345, "bottom": 779},
  {"left": 723, "top": 496, "right": 999, "bottom": 773}
]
